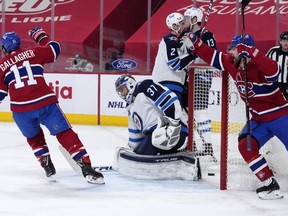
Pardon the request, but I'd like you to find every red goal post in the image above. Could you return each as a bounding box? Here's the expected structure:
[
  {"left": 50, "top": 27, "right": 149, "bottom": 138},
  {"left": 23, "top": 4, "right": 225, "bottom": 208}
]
[
  {"left": 187, "top": 63, "right": 288, "bottom": 191},
  {"left": 188, "top": 63, "right": 228, "bottom": 190}
]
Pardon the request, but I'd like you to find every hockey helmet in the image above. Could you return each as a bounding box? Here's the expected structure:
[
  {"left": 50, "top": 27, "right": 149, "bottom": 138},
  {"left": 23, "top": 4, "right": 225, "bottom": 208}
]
[
  {"left": 230, "top": 34, "right": 255, "bottom": 47},
  {"left": 1, "top": 32, "right": 21, "bottom": 54},
  {"left": 166, "top": 12, "right": 185, "bottom": 31},
  {"left": 184, "top": 7, "right": 203, "bottom": 25},
  {"left": 75, "top": 54, "right": 82, "bottom": 59},
  {"left": 280, "top": 31, "right": 288, "bottom": 40},
  {"left": 115, "top": 74, "right": 137, "bottom": 104}
]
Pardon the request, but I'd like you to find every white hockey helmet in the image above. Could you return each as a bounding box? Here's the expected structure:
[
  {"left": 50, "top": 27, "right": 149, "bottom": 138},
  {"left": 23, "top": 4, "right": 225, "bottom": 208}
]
[
  {"left": 115, "top": 74, "right": 137, "bottom": 104},
  {"left": 166, "top": 12, "right": 185, "bottom": 33},
  {"left": 184, "top": 7, "right": 203, "bottom": 26}
]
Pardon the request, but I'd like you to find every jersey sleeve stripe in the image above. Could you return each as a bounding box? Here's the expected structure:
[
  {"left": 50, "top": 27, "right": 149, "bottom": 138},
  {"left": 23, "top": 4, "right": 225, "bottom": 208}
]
[
  {"left": 211, "top": 50, "right": 225, "bottom": 71},
  {"left": 265, "top": 64, "right": 281, "bottom": 82},
  {"left": 160, "top": 96, "right": 178, "bottom": 112},
  {"left": 47, "top": 41, "right": 61, "bottom": 61},
  {"left": 128, "top": 128, "right": 141, "bottom": 133},
  {"left": 155, "top": 90, "right": 171, "bottom": 106}
]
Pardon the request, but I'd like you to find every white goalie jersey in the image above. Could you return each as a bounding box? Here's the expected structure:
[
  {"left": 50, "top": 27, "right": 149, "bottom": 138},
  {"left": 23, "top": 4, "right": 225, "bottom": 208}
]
[{"left": 126, "top": 79, "right": 187, "bottom": 150}]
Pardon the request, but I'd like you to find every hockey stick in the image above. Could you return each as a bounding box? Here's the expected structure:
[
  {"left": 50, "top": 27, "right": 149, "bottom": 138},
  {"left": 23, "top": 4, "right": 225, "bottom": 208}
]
[
  {"left": 200, "top": 0, "right": 214, "bottom": 39},
  {"left": 58, "top": 145, "right": 115, "bottom": 174},
  {"left": 241, "top": 0, "right": 252, "bottom": 151},
  {"left": 193, "top": 119, "right": 217, "bottom": 163},
  {"left": 183, "top": 106, "right": 217, "bottom": 162}
]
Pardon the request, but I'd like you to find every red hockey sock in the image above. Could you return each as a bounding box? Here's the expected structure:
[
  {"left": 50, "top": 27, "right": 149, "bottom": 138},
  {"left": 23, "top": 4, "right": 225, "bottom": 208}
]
[
  {"left": 56, "top": 129, "right": 91, "bottom": 163},
  {"left": 238, "top": 136, "right": 273, "bottom": 181},
  {"left": 27, "top": 128, "right": 50, "bottom": 165}
]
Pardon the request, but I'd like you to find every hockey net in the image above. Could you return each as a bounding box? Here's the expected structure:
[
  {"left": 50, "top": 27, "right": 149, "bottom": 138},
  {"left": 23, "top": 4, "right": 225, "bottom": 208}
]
[{"left": 187, "top": 64, "right": 288, "bottom": 191}]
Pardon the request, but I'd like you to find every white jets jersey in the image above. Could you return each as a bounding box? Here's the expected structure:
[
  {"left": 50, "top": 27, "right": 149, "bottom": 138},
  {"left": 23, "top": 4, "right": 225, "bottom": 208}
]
[
  {"left": 152, "top": 32, "right": 196, "bottom": 93},
  {"left": 126, "top": 79, "right": 188, "bottom": 150}
]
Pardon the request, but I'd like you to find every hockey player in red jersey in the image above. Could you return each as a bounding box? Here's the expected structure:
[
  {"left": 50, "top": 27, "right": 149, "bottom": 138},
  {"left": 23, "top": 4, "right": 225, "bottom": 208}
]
[
  {"left": 180, "top": 32, "right": 287, "bottom": 199},
  {"left": 0, "top": 27, "right": 104, "bottom": 184}
]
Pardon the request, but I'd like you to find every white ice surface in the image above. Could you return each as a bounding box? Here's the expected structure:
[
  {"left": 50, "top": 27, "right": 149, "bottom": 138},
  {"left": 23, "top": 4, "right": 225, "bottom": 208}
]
[{"left": 0, "top": 122, "right": 287, "bottom": 216}]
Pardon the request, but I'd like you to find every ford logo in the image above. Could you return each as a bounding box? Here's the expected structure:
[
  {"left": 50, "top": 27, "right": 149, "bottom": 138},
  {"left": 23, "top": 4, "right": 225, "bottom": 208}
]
[{"left": 112, "top": 59, "right": 137, "bottom": 70}]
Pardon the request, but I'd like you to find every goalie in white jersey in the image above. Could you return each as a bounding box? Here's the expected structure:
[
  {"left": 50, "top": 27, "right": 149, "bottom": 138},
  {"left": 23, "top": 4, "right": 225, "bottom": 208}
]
[{"left": 115, "top": 74, "right": 188, "bottom": 155}]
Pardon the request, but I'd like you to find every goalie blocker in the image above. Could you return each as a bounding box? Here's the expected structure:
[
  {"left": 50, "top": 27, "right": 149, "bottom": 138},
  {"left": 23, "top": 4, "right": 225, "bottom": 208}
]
[{"left": 114, "top": 147, "right": 201, "bottom": 181}]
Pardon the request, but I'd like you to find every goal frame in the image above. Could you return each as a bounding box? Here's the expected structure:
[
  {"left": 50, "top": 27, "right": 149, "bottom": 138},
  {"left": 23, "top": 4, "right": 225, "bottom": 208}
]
[{"left": 187, "top": 63, "right": 228, "bottom": 190}]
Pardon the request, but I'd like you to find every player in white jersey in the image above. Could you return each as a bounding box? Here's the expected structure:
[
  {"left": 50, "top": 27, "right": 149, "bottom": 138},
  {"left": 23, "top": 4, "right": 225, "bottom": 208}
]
[
  {"left": 152, "top": 12, "right": 197, "bottom": 105},
  {"left": 115, "top": 74, "right": 188, "bottom": 155},
  {"left": 182, "top": 7, "right": 217, "bottom": 157}
]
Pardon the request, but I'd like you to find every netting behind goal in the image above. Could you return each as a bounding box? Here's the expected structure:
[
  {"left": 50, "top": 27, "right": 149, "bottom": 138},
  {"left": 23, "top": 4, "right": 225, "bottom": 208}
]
[{"left": 187, "top": 64, "right": 288, "bottom": 191}]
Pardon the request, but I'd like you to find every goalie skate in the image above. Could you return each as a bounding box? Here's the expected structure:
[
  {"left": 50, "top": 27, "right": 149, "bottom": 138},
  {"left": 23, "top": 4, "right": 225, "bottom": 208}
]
[{"left": 256, "top": 177, "right": 284, "bottom": 200}]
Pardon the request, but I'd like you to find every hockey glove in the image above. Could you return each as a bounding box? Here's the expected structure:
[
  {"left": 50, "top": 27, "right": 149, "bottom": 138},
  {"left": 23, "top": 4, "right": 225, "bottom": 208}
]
[
  {"left": 152, "top": 116, "right": 181, "bottom": 151},
  {"left": 236, "top": 43, "right": 259, "bottom": 60},
  {"left": 28, "top": 27, "right": 48, "bottom": 43},
  {"left": 179, "top": 32, "right": 203, "bottom": 51}
]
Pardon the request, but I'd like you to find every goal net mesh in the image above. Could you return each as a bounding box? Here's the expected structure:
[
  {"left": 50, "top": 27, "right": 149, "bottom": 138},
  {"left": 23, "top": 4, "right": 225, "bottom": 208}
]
[{"left": 187, "top": 65, "right": 288, "bottom": 191}]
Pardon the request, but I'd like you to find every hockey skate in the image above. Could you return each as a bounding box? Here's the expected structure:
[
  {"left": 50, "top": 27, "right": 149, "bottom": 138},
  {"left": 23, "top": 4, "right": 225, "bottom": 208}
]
[
  {"left": 77, "top": 158, "right": 105, "bottom": 185},
  {"left": 40, "top": 155, "right": 56, "bottom": 181},
  {"left": 256, "top": 177, "right": 284, "bottom": 200}
]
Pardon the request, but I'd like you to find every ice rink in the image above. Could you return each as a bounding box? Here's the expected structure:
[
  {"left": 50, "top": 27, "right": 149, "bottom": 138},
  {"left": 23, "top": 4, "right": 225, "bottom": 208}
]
[{"left": 0, "top": 122, "right": 287, "bottom": 216}]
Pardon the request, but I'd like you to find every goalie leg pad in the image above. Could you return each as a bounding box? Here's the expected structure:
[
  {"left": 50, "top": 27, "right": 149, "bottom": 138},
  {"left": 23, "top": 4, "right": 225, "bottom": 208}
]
[{"left": 114, "top": 148, "right": 199, "bottom": 180}]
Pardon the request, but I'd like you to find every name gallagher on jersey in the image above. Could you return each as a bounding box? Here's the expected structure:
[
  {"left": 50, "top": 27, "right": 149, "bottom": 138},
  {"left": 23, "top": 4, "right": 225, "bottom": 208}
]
[{"left": 0, "top": 50, "right": 35, "bottom": 71}]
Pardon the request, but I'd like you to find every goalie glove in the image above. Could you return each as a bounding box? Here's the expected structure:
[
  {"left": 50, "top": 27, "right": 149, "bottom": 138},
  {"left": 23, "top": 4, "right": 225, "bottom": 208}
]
[
  {"left": 152, "top": 116, "right": 181, "bottom": 151},
  {"left": 28, "top": 27, "right": 48, "bottom": 43},
  {"left": 179, "top": 32, "right": 203, "bottom": 51}
]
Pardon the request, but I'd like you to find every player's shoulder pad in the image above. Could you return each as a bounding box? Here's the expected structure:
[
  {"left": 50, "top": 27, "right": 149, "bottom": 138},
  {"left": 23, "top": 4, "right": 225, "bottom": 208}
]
[
  {"left": 164, "top": 33, "right": 178, "bottom": 43},
  {"left": 137, "top": 79, "right": 165, "bottom": 99},
  {"left": 137, "top": 79, "right": 155, "bottom": 92},
  {"left": 202, "top": 29, "right": 215, "bottom": 39}
]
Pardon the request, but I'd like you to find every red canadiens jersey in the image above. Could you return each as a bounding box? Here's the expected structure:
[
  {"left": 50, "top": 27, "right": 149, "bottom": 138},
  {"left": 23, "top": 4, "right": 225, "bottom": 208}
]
[
  {"left": 194, "top": 43, "right": 288, "bottom": 122},
  {"left": 0, "top": 39, "right": 61, "bottom": 112}
]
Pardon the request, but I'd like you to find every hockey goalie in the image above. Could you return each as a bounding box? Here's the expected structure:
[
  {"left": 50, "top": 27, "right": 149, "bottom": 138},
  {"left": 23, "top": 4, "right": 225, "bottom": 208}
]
[{"left": 113, "top": 74, "right": 200, "bottom": 180}]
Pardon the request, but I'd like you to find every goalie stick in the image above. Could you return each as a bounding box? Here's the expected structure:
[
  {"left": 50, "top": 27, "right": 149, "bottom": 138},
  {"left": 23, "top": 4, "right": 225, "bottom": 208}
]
[
  {"left": 241, "top": 0, "right": 252, "bottom": 151},
  {"left": 58, "top": 145, "right": 115, "bottom": 174}
]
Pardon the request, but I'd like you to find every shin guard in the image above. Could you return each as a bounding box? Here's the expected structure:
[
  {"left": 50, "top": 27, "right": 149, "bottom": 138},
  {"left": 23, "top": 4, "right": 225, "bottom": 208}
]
[
  {"left": 238, "top": 136, "right": 273, "bottom": 181},
  {"left": 56, "top": 129, "right": 91, "bottom": 163}
]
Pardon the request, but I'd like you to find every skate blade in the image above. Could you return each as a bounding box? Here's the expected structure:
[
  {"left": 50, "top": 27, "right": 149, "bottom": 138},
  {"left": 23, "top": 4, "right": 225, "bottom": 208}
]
[
  {"left": 258, "top": 190, "right": 284, "bottom": 200},
  {"left": 86, "top": 176, "right": 105, "bottom": 185},
  {"left": 47, "top": 175, "right": 56, "bottom": 182}
]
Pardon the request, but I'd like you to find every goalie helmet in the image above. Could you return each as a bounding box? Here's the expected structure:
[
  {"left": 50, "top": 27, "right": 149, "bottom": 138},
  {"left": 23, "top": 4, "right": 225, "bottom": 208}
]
[
  {"left": 115, "top": 74, "right": 137, "bottom": 104},
  {"left": 230, "top": 34, "right": 255, "bottom": 47},
  {"left": 166, "top": 12, "right": 184, "bottom": 33},
  {"left": 184, "top": 7, "right": 203, "bottom": 26},
  {"left": 1, "top": 32, "right": 21, "bottom": 54}
]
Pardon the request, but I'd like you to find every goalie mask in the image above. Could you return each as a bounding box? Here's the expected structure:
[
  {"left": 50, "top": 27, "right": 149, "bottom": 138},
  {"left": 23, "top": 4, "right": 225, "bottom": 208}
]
[
  {"left": 1, "top": 32, "right": 21, "bottom": 54},
  {"left": 115, "top": 74, "right": 137, "bottom": 104}
]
